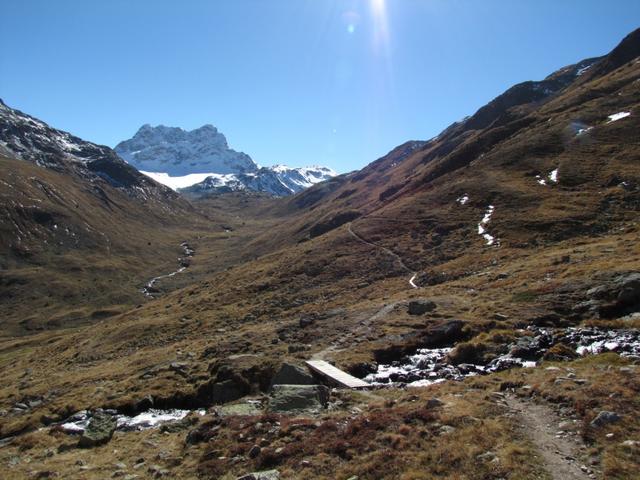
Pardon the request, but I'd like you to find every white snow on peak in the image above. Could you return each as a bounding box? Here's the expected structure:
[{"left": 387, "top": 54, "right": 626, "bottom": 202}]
[
  {"left": 140, "top": 171, "right": 233, "bottom": 190},
  {"left": 115, "top": 124, "right": 258, "bottom": 176},
  {"left": 607, "top": 112, "right": 631, "bottom": 123},
  {"left": 576, "top": 64, "right": 592, "bottom": 76},
  {"left": 147, "top": 165, "right": 336, "bottom": 196}
]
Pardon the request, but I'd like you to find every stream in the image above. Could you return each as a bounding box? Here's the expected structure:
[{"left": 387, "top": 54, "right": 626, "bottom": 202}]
[
  {"left": 142, "top": 241, "right": 195, "bottom": 297},
  {"left": 54, "top": 327, "right": 640, "bottom": 435},
  {"left": 365, "top": 326, "right": 640, "bottom": 387},
  {"left": 58, "top": 408, "right": 206, "bottom": 434}
]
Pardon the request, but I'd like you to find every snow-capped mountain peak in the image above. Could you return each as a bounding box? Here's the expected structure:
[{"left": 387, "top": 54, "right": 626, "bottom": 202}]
[
  {"left": 116, "top": 123, "right": 336, "bottom": 196},
  {"left": 115, "top": 124, "right": 258, "bottom": 176}
]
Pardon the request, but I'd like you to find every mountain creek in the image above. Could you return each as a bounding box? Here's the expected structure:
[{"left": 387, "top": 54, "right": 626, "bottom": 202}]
[
  {"left": 42, "top": 325, "right": 640, "bottom": 439},
  {"left": 142, "top": 242, "right": 195, "bottom": 298}
]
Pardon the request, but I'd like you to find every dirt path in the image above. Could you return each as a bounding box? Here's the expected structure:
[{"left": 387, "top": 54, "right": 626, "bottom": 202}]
[
  {"left": 312, "top": 302, "right": 402, "bottom": 361},
  {"left": 347, "top": 222, "right": 418, "bottom": 289},
  {"left": 503, "top": 394, "right": 595, "bottom": 480}
]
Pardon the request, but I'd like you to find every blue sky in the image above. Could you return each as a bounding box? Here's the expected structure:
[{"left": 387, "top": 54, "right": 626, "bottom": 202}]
[{"left": 1, "top": 1, "right": 638, "bottom": 173}]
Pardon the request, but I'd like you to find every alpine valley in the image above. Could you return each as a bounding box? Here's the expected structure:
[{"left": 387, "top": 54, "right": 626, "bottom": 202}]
[{"left": 0, "top": 27, "right": 639, "bottom": 480}]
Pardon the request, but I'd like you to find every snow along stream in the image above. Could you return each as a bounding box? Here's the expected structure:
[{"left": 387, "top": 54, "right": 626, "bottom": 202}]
[
  {"left": 365, "top": 327, "right": 640, "bottom": 387},
  {"left": 142, "top": 242, "right": 195, "bottom": 297},
  {"left": 58, "top": 408, "right": 205, "bottom": 434}
]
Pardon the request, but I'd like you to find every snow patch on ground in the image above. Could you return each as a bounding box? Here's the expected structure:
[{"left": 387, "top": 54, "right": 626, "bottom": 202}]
[
  {"left": 607, "top": 112, "right": 631, "bottom": 123},
  {"left": 477, "top": 205, "right": 497, "bottom": 245},
  {"left": 141, "top": 171, "right": 235, "bottom": 190},
  {"left": 457, "top": 194, "right": 469, "bottom": 205},
  {"left": 576, "top": 64, "right": 592, "bottom": 76},
  {"left": 548, "top": 169, "right": 558, "bottom": 183},
  {"left": 59, "top": 409, "right": 206, "bottom": 434}
]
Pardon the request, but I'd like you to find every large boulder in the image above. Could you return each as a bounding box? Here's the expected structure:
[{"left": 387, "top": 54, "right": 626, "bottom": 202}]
[
  {"left": 78, "top": 411, "right": 117, "bottom": 448},
  {"left": 423, "top": 320, "right": 465, "bottom": 347},
  {"left": 268, "top": 385, "right": 329, "bottom": 413},
  {"left": 407, "top": 300, "right": 437, "bottom": 315},
  {"left": 270, "top": 363, "right": 315, "bottom": 387},
  {"left": 198, "top": 354, "right": 278, "bottom": 404}
]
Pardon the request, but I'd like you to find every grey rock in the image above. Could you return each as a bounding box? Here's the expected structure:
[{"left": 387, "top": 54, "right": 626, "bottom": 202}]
[
  {"left": 248, "top": 445, "right": 261, "bottom": 458},
  {"left": 236, "top": 470, "right": 280, "bottom": 480},
  {"left": 476, "top": 451, "right": 497, "bottom": 462},
  {"left": 590, "top": 411, "right": 622, "bottom": 428},
  {"left": 270, "top": 363, "right": 315, "bottom": 387},
  {"left": 426, "top": 398, "right": 444, "bottom": 408},
  {"left": 407, "top": 300, "right": 437, "bottom": 315},
  {"left": 299, "top": 316, "right": 315, "bottom": 328},
  {"left": 147, "top": 464, "right": 169, "bottom": 478},
  {"left": 78, "top": 412, "right": 117, "bottom": 448},
  {"left": 268, "top": 385, "right": 329, "bottom": 413}
]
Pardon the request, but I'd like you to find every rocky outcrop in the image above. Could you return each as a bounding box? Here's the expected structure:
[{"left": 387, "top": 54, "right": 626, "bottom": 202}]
[
  {"left": 198, "top": 354, "right": 277, "bottom": 405},
  {"left": 407, "top": 299, "right": 437, "bottom": 315}
]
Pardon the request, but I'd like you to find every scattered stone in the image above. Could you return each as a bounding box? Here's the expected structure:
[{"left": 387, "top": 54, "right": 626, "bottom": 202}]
[
  {"left": 407, "top": 300, "right": 437, "bottom": 315},
  {"left": 476, "top": 451, "right": 497, "bottom": 462},
  {"left": 493, "top": 313, "right": 509, "bottom": 321},
  {"left": 236, "top": 470, "right": 280, "bottom": 480},
  {"left": 147, "top": 464, "right": 169, "bottom": 478},
  {"left": 590, "top": 411, "right": 622, "bottom": 428},
  {"left": 78, "top": 412, "right": 117, "bottom": 448},
  {"left": 299, "top": 316, "right": 315, "bottom": 328},
  {"left": 248, "top": 445, "right": 261, "bottom": 458},
  {"left": 426, "top": 398, "right": 444, "bottom": 409}
]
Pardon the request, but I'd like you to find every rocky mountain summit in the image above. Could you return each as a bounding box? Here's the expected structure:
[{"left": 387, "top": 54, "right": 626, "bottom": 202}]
[
  {"left": 115, "top": 123, "right": 336, "bottom": 196},
  {"left": 115, "top": 124, "right": 257, "bottom": 176}
]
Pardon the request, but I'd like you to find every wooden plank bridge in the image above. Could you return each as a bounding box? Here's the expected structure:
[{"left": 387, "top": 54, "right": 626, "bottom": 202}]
[{"left": 305, "top": 360, "right": 370, "bottom": 389}]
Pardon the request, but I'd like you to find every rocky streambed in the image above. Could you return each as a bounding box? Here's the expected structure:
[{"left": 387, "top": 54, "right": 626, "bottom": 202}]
[
  {"left": 57, "top": 408, "right": 205, "bottom": 434},
  {"left": 365, "top": 326, "right": 640, "bottom": 387}
]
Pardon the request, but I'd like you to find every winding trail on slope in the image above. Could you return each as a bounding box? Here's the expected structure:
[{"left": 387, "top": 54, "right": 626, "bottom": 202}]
[
  {"left": 347, "top": 222, "right": 419, "bottom": 289},
  {"left": 503, "top": 394, "right": 594, "bottom": 480}
]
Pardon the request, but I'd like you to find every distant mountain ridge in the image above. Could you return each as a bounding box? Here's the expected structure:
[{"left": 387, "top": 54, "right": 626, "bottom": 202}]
[
  {"left": 0, "top": 99, "right": 173, "bottom": 198},
  {"left": 115, "top": 123, "right": 336, "bottom": 196}
]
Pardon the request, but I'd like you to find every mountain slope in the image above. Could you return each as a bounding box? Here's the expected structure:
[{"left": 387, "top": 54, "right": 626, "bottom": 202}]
[{"left": 0, "top": 102, "right": 217, "bottom": 335}]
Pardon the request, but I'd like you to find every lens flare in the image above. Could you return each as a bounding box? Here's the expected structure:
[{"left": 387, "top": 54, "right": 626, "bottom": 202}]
[{"left": 370, "top": 0, "right": 390, "bottom": 54}]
